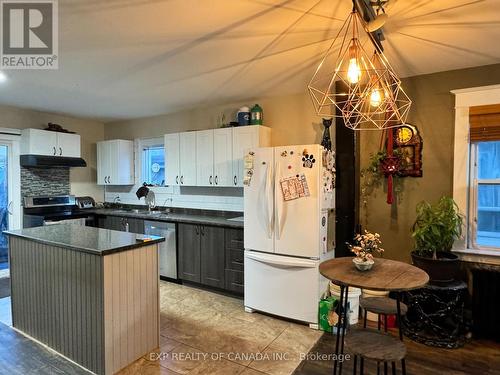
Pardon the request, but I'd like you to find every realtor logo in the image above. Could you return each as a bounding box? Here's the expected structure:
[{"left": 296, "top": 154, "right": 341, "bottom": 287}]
[{"left": 0, "top": 0, "right": 58, "bottom": 69}]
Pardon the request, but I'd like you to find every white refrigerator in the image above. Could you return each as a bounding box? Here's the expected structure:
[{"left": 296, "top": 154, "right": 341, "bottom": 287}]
[{"left": 244, "top": 144, "right": 335, "bottom": 328}]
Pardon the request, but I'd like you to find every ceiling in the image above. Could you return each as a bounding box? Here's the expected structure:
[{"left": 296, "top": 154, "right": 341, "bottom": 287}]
[{"left": 0, "top": 0, "right": 499, "bottom": 121}]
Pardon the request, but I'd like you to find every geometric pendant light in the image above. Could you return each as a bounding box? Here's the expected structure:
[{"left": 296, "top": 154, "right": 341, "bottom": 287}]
[{"left": 308, "top": 6, "right": 411, "bottom": 130}]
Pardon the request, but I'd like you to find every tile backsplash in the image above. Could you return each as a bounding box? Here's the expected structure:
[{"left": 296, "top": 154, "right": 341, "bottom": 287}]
[{"left": 21, "top": 167, "right": 70, "bottom": 201}]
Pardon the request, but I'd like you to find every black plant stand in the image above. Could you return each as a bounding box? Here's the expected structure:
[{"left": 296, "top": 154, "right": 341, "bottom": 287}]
[{"left": 402, "top": 281, "right": 468, "bottom": 348}]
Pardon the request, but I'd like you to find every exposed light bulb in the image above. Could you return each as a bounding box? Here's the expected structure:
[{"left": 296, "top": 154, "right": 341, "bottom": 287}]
[
  {"left": 370, "top": 88, "right": 382, "bottom": 107},
  {"left": 347, "top": 58, "right": 361, "bottom": 84}
]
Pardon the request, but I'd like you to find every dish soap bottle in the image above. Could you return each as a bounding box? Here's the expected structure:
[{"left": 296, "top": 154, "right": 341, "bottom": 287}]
[{"left": 250, "top": 104, "right": 263, "bottom": 125}]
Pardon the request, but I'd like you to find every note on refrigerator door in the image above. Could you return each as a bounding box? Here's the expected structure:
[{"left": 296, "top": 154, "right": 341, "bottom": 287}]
[
  {"left": 280, "top": 174, "right": 310, "bottom": 201},
  {"left": 243, "top": 153, "right": 255, "bottom": 186},
  {"left": 299, "top": 174, "right": 310, "bottom": 197}
]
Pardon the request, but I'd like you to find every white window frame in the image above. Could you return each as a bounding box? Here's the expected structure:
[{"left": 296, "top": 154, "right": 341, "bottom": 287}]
[
  {"left": 135, "top": 137, "right": 167, "bottom": 188},
  {"left": 0, "top": 128, "right": 21, "bottom": 230},
  {"left": 468, "top": 142, "right": 500, "bottom": 251},
  {"left": 452, "top": 84, "right": 500, "bottom": 262}
]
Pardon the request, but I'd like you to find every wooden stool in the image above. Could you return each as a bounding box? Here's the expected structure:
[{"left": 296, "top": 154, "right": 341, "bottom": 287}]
[
  {"left": 347, "top": 328, "right": 407, "bottom": 375},
  {"left": 360, "top": 297, "right": 408, "bottom": 329},
  {"left": 359, "top": 296, "right": 409, "bottom": 375}
]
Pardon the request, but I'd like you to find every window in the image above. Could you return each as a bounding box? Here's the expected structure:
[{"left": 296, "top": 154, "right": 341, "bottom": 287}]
[
  {"left": 140, "top": 139, "right": 165, "bottom": 186},
  {"left": 470, "top": 141, "right": 500, "bottom": 249}
]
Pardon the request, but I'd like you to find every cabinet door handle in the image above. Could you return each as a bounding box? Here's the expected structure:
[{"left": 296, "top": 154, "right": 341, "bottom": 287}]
[
  {"left": 180, "top": 176, "right": 184, "bottom": 184},
  {"left": 53, "top": 146, "right": 56, "bottom": 155},
  {"left": 104, "top": 176, "right": 107, "bottom": 184},
  {"left": 234, "top": 176, "right": 237, "bottom": 186},
  {"left": 195, "top": 226, "right": 199, "bottom": 235},
  {"left": 59, "top": 147, "right": 62, "bottom": 156},
  {"left": 200, "top": 226, "right": 205, "bottom": 236},
  {"left": 215, "top": 176, "right": 218, "bottom": 185},
  {"left": 176, "top": 176, "right": 179, "bottom": 185},
  {"left": 209, "top": 176, "right": 213, "bottom": 185}
]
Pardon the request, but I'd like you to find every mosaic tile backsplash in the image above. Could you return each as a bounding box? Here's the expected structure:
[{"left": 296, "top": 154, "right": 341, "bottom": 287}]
[{"left": 21, "top": 167, "right": 70, "bottom": 201}]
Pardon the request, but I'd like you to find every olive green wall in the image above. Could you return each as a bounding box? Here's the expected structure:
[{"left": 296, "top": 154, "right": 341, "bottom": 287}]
[
  {"left": 360, "top": 63, "right": 500, "bottom": 262},
  {"left": 104, "top": 92, "right": 327, "bottom": 146}
]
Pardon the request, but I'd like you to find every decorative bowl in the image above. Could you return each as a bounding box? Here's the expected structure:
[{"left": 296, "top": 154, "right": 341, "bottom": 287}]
[{"left": 353, "top": 257, "right": 374, "bottom": 271}]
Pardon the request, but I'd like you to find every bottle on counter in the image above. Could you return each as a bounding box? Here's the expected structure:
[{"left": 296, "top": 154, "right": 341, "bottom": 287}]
[{"left": 250, "top": 104, "right": 263, "bottom": 125}]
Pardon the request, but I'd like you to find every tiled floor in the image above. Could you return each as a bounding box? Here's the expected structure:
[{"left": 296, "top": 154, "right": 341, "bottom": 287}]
[
  {"left": 0, "top": 268, "right": 9, "bottom": 278},
  {"left": 118, "top": 281, "right": 322, "bottom": 375},
  {"left": 0, "top": 297, "right": 11, "bottom": 326}
]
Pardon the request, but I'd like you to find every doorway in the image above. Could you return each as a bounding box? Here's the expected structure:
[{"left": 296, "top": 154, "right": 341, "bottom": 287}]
[{"left": 0, "top": 130, "right": 21, "bottom": 279}]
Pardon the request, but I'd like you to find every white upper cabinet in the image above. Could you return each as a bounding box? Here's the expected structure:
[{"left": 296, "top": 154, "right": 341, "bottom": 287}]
[
  {"left": 163, "top": 125, "right": 270, "bottom": 188},
  {"left": 164, "top": 132, "right": 197, "bottom": 187},
  {"left": 56, "top": 132, "right": 81, "bottom": 157},
  {"left": 179, "top": 132, "right": 197, "bottom": 186},
  {"left": 164, "top": 133, "right": 180, "bottom": 186},
  {"left": 232, "top": 126, "right": 271, "bottom": 187},
  {"left": 213, "top": 128, "right": 233, "bottom": 187},
  {"left": 21, "top": 129, "right": 81, "bottom": 158},
  {"left": 196, "top": 130, "right": 214, "bottom": 187},
  {"left": 97, "top": 140, "right": 134, "bottom": 185}
]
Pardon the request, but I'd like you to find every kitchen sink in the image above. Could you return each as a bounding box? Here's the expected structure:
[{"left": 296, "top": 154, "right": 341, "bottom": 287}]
[{"left": 112, "top": 208, "right": 169, "bottom": 216}]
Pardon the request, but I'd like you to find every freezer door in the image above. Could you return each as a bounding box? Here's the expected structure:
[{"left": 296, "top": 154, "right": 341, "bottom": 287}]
[
  {"left": 274, "top": 145, "right": 321, "bottom": 258},
  {"left": 244, "top": 147, "right": 275, "bottom": 253},
  {"left": 244, "top": 251, "right": 320, "bottom": 324}
]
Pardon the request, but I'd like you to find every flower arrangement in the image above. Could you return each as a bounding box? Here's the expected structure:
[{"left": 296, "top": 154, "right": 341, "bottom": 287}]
[{"left": 348, "top": 230, "right": 384, "bottom": 263}]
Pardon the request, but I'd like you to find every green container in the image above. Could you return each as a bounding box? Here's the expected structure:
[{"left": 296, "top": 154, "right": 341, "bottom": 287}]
[
  {"left": 319, "top": 296, "right": 338, "bottom": 333},
  {"left": 250, "top": 104, "right": 263, "bottom": 125}
]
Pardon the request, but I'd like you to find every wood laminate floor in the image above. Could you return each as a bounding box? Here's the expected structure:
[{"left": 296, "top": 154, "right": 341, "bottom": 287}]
[{"left": 293, "top": 329, "right": 500, "bottom": 375}]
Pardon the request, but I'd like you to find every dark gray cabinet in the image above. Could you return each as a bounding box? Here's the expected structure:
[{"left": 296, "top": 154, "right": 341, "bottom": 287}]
[
  {"left": 224, "top": 228, "right": 244, "bottom": 294},
  {"left": 200, "top": 226, "right": 225, "bottom": 288},
  {"left": 178, "top": 223, "right": 226, "bottom": 289},
  {"left": 178, "top": 223, "right": 201, "bottom": 283},
  {"left": 96, "top": 215, "right": 144, "bottom": 234},
  {"left": 127, "top": 217, "right": 145, "bottom": 233}
]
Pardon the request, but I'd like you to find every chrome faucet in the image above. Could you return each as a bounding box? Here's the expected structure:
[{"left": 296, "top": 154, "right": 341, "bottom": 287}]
[{"left": 113, "top": 196, "right": 121, "bottom": 204}]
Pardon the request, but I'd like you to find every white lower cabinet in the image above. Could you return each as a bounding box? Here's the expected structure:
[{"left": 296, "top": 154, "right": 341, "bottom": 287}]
[{"left": 97, "top": 140, "right": 134, "bottom": 185}]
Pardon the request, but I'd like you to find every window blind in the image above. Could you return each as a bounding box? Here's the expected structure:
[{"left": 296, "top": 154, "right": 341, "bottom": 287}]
[{"left": 470, "top": 103, "right": 500, "bottom": 142}]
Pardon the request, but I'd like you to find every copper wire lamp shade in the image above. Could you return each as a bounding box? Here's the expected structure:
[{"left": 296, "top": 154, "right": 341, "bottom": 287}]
[{"left": 308, "top": 8, "right": 411, "bottom": 130}]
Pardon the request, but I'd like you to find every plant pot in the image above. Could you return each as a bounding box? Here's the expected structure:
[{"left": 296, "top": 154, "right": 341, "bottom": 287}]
[
  {"left": 410, "top": 251, "right": 460, "bottom": 285},
  {"left": 352, "top": 257, "right": 374, "bottom": 271}
]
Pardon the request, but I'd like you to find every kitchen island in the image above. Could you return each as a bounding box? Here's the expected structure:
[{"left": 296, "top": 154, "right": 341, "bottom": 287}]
[{"left": 4, "top": 224, "right": 165, "bottom": 375}]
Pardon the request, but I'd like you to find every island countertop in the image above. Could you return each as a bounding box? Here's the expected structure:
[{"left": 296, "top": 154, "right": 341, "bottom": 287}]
[{"left": 4, "top": 224, "right": 165, "bottom": 256}]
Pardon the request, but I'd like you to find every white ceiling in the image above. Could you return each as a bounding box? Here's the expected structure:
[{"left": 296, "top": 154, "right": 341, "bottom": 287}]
[{"left": 0, "top": 0, "right": 499, "bottom": 121}]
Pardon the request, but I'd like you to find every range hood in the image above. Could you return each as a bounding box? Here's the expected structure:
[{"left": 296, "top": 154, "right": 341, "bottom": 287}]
[{"left": 20, "top": 155, "right": 87, "bottom": 168}]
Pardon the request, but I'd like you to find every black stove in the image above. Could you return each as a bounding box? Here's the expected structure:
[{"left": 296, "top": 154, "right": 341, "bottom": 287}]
[{"left": 23, "top": 195, "right": 95, "bottom": 228}]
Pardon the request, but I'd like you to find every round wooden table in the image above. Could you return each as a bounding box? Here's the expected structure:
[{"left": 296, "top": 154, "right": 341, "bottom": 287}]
[{"left": 319, "top": 257, "right": 429, "bottom": 375}]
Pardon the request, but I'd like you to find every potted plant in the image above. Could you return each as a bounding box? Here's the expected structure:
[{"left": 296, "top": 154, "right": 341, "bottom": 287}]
[
  {"left": 411, "top": 196, "right": 463, "bottom": 285},
  {"left": 348, "top": 230, "right": 384, "bottom": 271}
]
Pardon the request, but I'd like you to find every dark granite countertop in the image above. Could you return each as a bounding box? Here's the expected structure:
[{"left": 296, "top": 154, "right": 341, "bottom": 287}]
[
  {"left": 4, "top": 224, "right": 165, "bottom": 256},
  {"left": 88, "top": 208, "right": 244, "bottom": 228}
]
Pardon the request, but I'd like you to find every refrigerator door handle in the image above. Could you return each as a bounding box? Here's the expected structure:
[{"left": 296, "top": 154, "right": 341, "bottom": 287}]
[
  {"left": 245, "top": 252, "right": 317, "bottom": 268},
  {"left": 264, "top": 162, "right": 274, "bottom": 238},
  {"left": 275, "top": 160, "right": 283, "bottom": 240}
]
